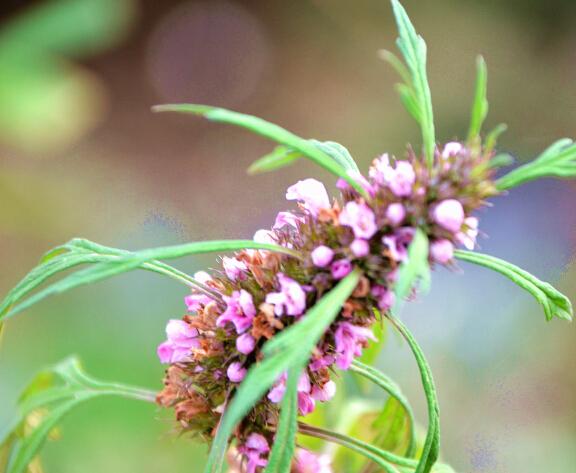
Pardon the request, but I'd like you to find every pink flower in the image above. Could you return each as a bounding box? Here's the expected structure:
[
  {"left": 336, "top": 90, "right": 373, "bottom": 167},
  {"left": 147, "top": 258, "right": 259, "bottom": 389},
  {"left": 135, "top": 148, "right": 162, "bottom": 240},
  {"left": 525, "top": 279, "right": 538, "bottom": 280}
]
[
  {"left": 298, "top": 392, "right": 316, "bottom": 415},
  {"left": 311, "top": 245, "right": 334, "bottom": 267},
  {"left": 331, "top": 259, "right": 352, "bottom": 279},
  {"left": 309, "top": 354, "right": 335, "bottom": 371},
  {"left": 236, "top": 332, "right": 256, "bottom": 354},
  {"left": 267, "top": 372, "right": 287, "bottom": 403},
  {"left": 334, "top": 322, "right": 376, "bottom": 370},
  {"left": 336, "top": 171, "right": 374, "bottom": 196},
  {"left": 350, "top": 239, "right": 370, "bottom": 257},
  {"left": 184, "top": 293, "right": 213, "bottom": 312},
  {"left": 227, "top": 361, "right": 246, "bottom": 383},
  {"left": 432, "top": 199, "right": 465, "bottom": 233},
  {"left": 371, "top": 285, "right": 395, "bottom": 311},
  {"left": 382, "top": 227, "right": 415, "bottom": 262},
  {"left": 286, "top": 179, "right": 330, "bottom": 217},
  {"left": 222, "top": 257, "right": 247, "bottom": 281},
  {"left": 293, "top": 449, "right": 333, "bottom": 473},
  {"left": 157, "top": 319, "right": 200, "bottom": 364},
  {"left": 442, "top": 141, "right": 464, "bottom": 158},
  {"left": 386, "top": 203, "right": 406, "bottom": 226},
  {"left": 456, "top": 217, "right": 479, "bottom": 250},
  {"left": 193, "top": 270, "right": 212, "bottom": 284},
  {"left": 239, "top": 433, "right": 269, "bottom": 473},
  {"left": 273, "top": 211, "right": 303, "bottom": 230},
  {"left": 339, "top": 201, "right": 378, "bottom": 239},
  {"left": 265, "top": 273, "right": 307, "bottom": 316},
  {"left": 311, "top": 380, "right": 336, "bottom": 402},
  {"left": 371, "top": 155, "right": 415, "bottom": 197},
  {"left": 430, "top": 239, "right": 454, "bottom": 264},
  {"left": 253, "top": 229, "right": 276, "bottom": 245},
  {"left": 217, "top": 289, "right": 256, "bottom": 333}
]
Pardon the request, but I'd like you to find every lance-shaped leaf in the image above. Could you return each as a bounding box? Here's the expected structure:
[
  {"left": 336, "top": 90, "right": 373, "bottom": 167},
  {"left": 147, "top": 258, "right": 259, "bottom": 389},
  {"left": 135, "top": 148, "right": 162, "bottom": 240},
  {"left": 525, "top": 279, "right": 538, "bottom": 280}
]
[
  {"left": 496, "top": 138, "right": 576, "bottom": 190},
  {"left": 0, "top": 238, "right": 298, "bottom": 321},
  {"left": 152, "top": 104, "right": 369, "bottom": 198},
  {"left": 264, "top": 368, "right": 300, "bottom": 473},
  {"left": 467, "top": 56, "right": 488, "bottom": 143},
  {"left": 394, "top": 228, "right": 430, "bottom": 315},
  {"left": 204, "top": 270, "right": 361, "bottom": 473},
  {"left": 350, "top": 360, "right": 416, "bottom": 458},
  {"left": 248, "top": 140, "right": 360, "bottom": 177},
  {"left": 247, "top": 145, "right": 301, "bottom": 175},
  {"left": 386, "top": 0, "right": 436, "bottom": 168},
  {"left": 386, "top": 314, "right": 440, "bottom": 473},
  {"left": 0, "top": 357, "right": 156, "bottom": 473},
  {"left": 454, "top": 250, "right": 573, "bottom": 321}
]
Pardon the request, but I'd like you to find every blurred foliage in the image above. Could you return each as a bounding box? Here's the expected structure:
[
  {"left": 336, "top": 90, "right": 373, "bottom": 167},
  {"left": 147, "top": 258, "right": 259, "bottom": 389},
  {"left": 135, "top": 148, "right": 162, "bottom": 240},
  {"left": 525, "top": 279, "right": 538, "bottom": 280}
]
[{"left": 0, "top": 0, "right": 136, "bottom": 152}]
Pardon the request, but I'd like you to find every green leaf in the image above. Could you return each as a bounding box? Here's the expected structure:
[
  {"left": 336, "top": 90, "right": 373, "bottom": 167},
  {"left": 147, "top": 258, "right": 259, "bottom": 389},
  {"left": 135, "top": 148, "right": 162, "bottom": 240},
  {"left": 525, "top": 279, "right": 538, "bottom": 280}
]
[
  {"left": 467, "top": 56, "right": 488, "bottom": 143},
  {"left": 0, "top": 238, "right": 298, "bottom": 321},
  {"left": 393, "top": 228, "right": 430, "bottom": 315},
  {"left": 350, "top": 360, "right": 416, "bottom": 457},
  {"left": 389, "top": 0, "right": 436, "bottom": 168},
  {"left": 496, "top": 138, "right": 576, "bottom": 190},
  {"left": 357, "top": 315, "right": 387, "bottom": 367},
  {"left": 454, "top": 250, "right": 573, "bottom": 321},
  {"left": 1, "top": 357, "right": 155, "bottom": 473},
  {"left": 264, "top": 368, "right": 300, "bottom": 473},
  {"left": 152, "top": 104, "right": 369, "bottom": 199},
  {"left": 247, "top": 145, "right": 301, "bottom": 175},
  {"left": 309, "top": 140, "right": 360, "bottom": 174},
  {"left": 299, "top": 423, "right": 407, "bottom": 473},
  {"left": 204, "top": 270, "right": 361, "bottom": 473},
  {"left": 484, "top": 123, "right": 507, "bottom": 154},
  {"left": 386, "top": 314, "right": 440, "bottom": 473}
]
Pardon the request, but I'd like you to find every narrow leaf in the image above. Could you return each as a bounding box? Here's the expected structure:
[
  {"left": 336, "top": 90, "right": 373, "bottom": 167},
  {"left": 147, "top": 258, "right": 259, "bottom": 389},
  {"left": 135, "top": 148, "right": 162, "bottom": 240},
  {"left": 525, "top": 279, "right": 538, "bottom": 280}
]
[
  {"left": 389, "top": 0, "right": 436, "bottom": 168},
  {"left": 1, "top": 239, "right": 297, "bottom": 321},
  {"left": 350, "top": 360, "right": 416, "bottom": 457},
  {"left": 309, "top": 140, "right": 360, "bottom": 173},
  {"left": 496, "top": 139, "right": 576, "bottom": 190},
  {"left": 204, "top": 270, "right": 361, "bottom": 473},
  {"left": 247, "top": 145, "right": 301, "bottom": 175},
  {"left": 152, "top": 104, "right": 369, "bottom": 198},
  {"left": 387, "top": 314, "right": 440, "bottom": 473},
  {"left": 393, "top": 228, "right": 430, "bottom": 315},
  {"left": 264, "top": 368, "right": 300, "bottom": 473},
  {"left": 454, "top": 250, "right": 572, "bottom": 321},
  {"left": 467, "top": 56, "right": 488, "bottom": 142},
  {"left": 2, "top": 357, "right": 155, "bottom": 473}
]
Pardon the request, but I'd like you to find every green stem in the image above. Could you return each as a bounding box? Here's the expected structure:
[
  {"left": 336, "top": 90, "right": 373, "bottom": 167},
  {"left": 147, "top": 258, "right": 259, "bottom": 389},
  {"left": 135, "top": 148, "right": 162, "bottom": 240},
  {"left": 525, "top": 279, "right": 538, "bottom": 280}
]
[
  {"left": 350, "top": 360, "right": 417, "bottom": 458},
  {"left": 387, "top": 314, "right": 440, "bottom": 473},
  {"left": 298, "top": 422, "right": 415, "bottom": 472}
]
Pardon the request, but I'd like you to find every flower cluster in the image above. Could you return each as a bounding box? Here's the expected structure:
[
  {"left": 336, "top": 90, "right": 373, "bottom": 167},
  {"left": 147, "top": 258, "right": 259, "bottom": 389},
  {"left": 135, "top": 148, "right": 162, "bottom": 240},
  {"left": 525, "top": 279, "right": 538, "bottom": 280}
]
[{"left": 156, "top": 142, "right": 498, "bottom": 472}]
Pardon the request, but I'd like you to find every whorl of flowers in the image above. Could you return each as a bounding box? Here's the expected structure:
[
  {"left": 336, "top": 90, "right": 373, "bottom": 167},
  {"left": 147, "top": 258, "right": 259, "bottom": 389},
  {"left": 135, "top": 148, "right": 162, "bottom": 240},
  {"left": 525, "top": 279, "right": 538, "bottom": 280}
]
[{"left": 156, "top": 142, "right": 498, "bottom": 471}]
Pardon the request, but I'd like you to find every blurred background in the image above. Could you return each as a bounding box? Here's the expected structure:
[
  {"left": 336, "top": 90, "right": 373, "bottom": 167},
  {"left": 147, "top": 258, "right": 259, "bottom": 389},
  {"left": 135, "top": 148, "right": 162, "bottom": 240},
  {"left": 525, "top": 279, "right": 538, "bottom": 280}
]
[{"left": 0, "top": 0, "right": 575, "bottom": 471}]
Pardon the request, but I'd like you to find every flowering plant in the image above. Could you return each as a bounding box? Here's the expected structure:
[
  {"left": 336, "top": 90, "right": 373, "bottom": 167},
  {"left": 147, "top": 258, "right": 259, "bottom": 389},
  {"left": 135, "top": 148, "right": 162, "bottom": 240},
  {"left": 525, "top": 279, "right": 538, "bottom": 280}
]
[{"left": 1, "top": 1, "right": 574, "bottom": 472}]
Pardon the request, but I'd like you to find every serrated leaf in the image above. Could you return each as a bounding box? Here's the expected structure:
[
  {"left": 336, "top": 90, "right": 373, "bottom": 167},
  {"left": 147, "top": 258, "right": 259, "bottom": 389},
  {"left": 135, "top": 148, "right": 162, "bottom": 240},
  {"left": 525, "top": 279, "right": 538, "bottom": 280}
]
[
  {"left": 152, "top": 104, "right": 369, "bottom": 198},
  {"left": 467, "top": 56, "right": 488, "bottom": 142},
  {"left": 0, "top": 238, "right": 298, "bottom": 321},
  {"left": 389, "top": 0, "right": 436, "bottom": 168},
  {"left": 1, "top": 357, "right": 155, "bottom": 473},
  {"left": 247, "top": 146, "right": 301, "bottom": 174},
  {"left": 454, "top": 250, "right": 572, "bottom": 321},
  {"left": 393, "top": 228, "right": 430, "bottom": 315},
  {"left": 264, "top": 368, "right": 300, "bottom": 473},
  {"left": 204, "top": 270, "right": 361, "bottom": 473},
  {"left": 496, "top": 138, "right": 576, "bottom": 190}
]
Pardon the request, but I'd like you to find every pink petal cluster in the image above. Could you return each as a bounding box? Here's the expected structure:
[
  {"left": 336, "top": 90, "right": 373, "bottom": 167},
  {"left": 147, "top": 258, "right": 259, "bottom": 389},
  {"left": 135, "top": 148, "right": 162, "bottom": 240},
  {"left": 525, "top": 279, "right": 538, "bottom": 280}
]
[
  {"left": 266, "top": 273, "right": 307, "bottom": 316},
  {"left": 334, "top": 322, "right": 377, "bottom": 369},
  {"left": 217, "top": 289, "right": 257, "bottom": 333},
  {"left": 238, "top": 433, "right": 270, "bottom": 473},
  {"left": 286, "top": 178, "right": 330, "bottom": 217},
  {"left": 157, "top": 320, "right": 199, "bottom": 364},
  {"left": 339, "top": 201, "right": 378, "bottom": 239}
]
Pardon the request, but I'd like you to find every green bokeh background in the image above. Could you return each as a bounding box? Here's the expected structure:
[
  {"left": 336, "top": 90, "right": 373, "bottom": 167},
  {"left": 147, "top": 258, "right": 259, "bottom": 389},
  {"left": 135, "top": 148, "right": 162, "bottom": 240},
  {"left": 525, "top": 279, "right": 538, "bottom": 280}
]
[{"left": 0, "top": 0, "right": 575, "bottom": 471}]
